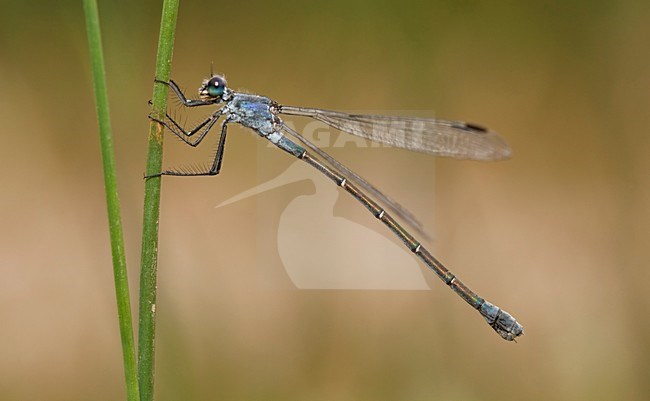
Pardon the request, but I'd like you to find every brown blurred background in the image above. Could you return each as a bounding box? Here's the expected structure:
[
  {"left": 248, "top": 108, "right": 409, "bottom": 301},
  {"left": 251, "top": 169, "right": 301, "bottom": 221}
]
[{"left": 1, "top": 1, "right": 649, "bottom": 400}]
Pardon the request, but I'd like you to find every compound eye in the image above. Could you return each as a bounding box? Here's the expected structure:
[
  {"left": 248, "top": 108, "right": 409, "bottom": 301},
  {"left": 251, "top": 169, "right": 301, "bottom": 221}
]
[{"left": 206, "top": 76, "right": 226, "bottom": 98}]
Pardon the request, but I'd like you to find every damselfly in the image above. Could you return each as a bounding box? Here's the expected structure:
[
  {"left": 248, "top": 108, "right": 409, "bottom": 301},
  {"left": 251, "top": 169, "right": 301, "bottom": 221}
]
[{"left": 148, "top": 73, "right": 523, "bottom": 341}]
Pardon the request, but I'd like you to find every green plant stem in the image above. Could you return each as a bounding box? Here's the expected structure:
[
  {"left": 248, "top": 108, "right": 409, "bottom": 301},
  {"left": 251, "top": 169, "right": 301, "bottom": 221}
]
[
  {"left": 138, "top": 1, "right": 180, "bottom": 400},
  {"left": 82, "top": 1, "right": 139, "bottom": 401}
]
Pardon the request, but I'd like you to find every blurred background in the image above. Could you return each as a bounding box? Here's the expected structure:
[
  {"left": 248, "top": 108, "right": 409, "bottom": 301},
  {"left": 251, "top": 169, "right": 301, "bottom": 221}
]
[{"left": 1, "top": 1, "right": 649, "bottom": 400}]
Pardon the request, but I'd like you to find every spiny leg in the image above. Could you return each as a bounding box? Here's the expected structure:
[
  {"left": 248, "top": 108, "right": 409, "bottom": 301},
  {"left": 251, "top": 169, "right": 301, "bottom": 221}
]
[
  {"left": 155, "top": 121, "right": 230, "bottom": 177},
  {"left": 163, "top": 109, "right": 212, "bottom": 139},
  {"left": 148, "top": 80, "right": 223, "bottom": 140},
  {"left": 155, "top": 78, "right": 215, "bottom": 107},
  {"left": 149, "top": 109, "right": 223, "bottom": 145},
  {"left": 211, "top": 121, "right": 229, "bottom": 175}
]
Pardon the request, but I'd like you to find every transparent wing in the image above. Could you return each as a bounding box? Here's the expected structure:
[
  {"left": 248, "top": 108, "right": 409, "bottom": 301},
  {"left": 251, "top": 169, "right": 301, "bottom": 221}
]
[
  {"left": 279, "top": 122, "right": 430, "bottom": 240},
  {"left": 280, "top": 106, "right": 512, "bottom": 161}
]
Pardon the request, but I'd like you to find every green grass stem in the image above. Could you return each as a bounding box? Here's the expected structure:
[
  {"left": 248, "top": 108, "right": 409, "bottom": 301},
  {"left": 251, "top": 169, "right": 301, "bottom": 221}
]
[
  {"left": 138, "top": 1, "right": 180, "bottom": 400},
  {"left": 82, "top": 1, "right": 140, "bottom": 400}
]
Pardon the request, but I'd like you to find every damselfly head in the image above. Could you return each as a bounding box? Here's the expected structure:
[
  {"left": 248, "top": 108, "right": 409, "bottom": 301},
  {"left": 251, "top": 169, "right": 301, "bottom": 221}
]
[{"left": 199, "top": 75, "right": 229, "bottom": 101}]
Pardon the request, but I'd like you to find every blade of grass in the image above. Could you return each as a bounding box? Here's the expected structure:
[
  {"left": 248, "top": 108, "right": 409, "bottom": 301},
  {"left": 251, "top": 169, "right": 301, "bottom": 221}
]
[
  {"left": 139, "top": 1, "right": 180, "bottom": 400},
  {"left": 82, "top": 1, "right": 139, "bottom": 401}
]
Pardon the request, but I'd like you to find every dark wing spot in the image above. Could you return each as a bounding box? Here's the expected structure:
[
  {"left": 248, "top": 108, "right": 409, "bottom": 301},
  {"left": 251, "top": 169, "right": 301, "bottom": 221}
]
[
  {"left": 465, "top": 123, "right": 488, "bottom": 133},
  {"left": 453, "top": 122, "right": 488, "bottom": 133}
]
